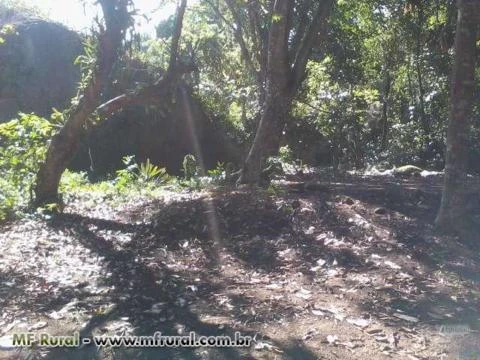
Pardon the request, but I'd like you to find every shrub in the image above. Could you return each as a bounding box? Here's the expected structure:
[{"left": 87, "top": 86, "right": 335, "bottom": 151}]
[
  {"left": 182, "top": 154, "right": 199, "bottom": 180},
  {"left": 115, "top": 156, "right": 170, "bottom": 192},
  {"left": 0, "top": 113, "right": 54, "bottom": 219}
]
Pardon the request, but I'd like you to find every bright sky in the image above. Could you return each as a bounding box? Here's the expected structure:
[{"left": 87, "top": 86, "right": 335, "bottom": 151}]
[{"left": 28, "top": 0, "right": 177, "bottom": 36}]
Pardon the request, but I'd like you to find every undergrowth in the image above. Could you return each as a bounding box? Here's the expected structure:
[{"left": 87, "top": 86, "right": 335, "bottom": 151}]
[{"left": 0, "top": 113, "right": 233, "bottom": 221}]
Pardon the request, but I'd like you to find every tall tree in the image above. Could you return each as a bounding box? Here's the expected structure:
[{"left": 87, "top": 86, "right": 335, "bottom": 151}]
[
  {"left": 213, "top": 0, "right": 335, "bottom": 183},
  {"left": 435, "top": 0, "right": 479, "bottom": 233}
]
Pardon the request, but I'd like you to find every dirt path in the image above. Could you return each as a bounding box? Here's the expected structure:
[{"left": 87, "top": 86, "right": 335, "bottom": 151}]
[{"left": 1, "top": 174, "right": 479, "bottom": 359}]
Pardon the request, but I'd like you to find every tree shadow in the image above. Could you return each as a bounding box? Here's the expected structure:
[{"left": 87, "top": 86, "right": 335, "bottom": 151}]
[
  {"left": 312, "top": 176, "right": 480, "bottom": 329},
  {"left": 0, "top": 267, "right": 95, "bottom": 317},
  {"left": 11, "top": 177, "right": 479, "bottom": 359},
  {"left": 40, "top": 201, "right": 322, "bottom": 360}
]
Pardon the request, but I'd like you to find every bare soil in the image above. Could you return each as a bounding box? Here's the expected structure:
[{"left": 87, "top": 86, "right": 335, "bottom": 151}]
[{"left": 1, "top": 173, "right": 480, "bottom": 360}]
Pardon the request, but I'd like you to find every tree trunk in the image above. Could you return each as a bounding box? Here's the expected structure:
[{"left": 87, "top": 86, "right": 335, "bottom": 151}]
[
  {"left": 435, "top": 0, "right": 479, "bottom": 232},
  {"left": 34, "top": 0, "right": 188, "bottom": 207},
  {"left": 35, "top": 0, "right": 129, "bottom": 206},
  {"left": 237, "top": 0, "right": 293, "bottom": 184},
  {"left": 380, "top": 71, "right": 391, "bottom": 149},
  {"left": 35, "top": 104, "right": 98, "bottom": 206},
  {"left": 415, "top": 5, "right": 429, "bottom": 143},
  {"left": 238, "top": 0, "right": 334, "bottom": 183},
  {"left": 238, "top": 89, "right": 293, "bottom": 183}
]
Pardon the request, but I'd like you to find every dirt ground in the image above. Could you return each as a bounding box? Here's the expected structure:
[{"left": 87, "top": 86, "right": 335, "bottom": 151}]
[{"left": 1, "top": 172, "right": 479, "bottom": 359}]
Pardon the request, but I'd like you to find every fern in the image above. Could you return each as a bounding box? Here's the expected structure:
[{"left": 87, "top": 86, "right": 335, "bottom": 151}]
[{"left": 138, "top": 159, "right": 168, "bottom": 182}]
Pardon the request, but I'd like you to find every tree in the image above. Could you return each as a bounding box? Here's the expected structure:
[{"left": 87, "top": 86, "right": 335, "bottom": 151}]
[
  {"left": 34, "top": 0, "right": 132, "bottom": 206},
  {"left": 34, "top": 0, "right": 189, "bottom": 206},
  {"left": 435, "top": 0, "right": 479, "bottom": 233},
  {"left": 210, "top": 0, "right": 335, "bottom": 183},
  {"left": 242, "top": 0, "right": 335, "bottom": 183}
]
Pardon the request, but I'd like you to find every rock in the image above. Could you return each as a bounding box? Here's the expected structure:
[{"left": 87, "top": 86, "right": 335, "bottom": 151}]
[
  {"left": 393, "top": 165, "right": 423, "bottom": 177},
  {"left": 71, "top": 83, "right": 242, "bottom": 177},
  {"left": 0, "top": 12, "right": 242, "bottom": 176},
  {"left": 374, "top": 207, "right": 387, "bottom": 215},
  {"left": 0, "top": 18, "right": 82, "bottom": 121}
]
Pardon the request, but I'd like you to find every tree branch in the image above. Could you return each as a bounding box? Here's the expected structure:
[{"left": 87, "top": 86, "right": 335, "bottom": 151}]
[
  {"left": 96, "top": 63, "right": 195, "bottom": 117},
  {"left": 97, "top": 0, "right": 192, "bottom": 118},
  {"left": 292, "top": 0, "right": 334, "bottom": 89},
  {"left": 210, "top": 0, "right": 261, "bottom": 87},
  {"left": 246, "top": 0, "right": 268, "bottom": 82},
  {"left": 267, "top": 0, "right": 294, "bottom": 81},
  {"left": 168, "top": 0, "right": 188, "bottom": 72}
]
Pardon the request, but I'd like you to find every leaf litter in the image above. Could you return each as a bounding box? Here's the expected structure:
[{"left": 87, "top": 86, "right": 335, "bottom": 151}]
[{"left": 0, "top": 174, "right": 479, "bottom": 359}]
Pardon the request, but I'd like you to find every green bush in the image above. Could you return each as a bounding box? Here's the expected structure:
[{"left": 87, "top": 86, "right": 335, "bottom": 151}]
[
  {"left": 207, "top": 162, "right": 225, "bottom": 182},
  {"left": 0, "top": 113, "right": 54, "bottom": 219},
  {"left": 115, "top": 156, "right": 170, "bottom": 192},
  {"left": 182, "top": 154, "right": 199, "bottom": 180}
]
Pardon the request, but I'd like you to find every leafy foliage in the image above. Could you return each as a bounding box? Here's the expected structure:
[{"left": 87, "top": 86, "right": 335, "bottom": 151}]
[
  {"left": 1, "top": 0, "right": 480, "bottom": 221},
  {"left": 139, "top": 158, "right": 169, "bottom": 182},
  {"left": 0, "top": 23, "right": 16, "bottom": 44},
  {"left": 0, "top": 113, "right": 54, "bottom": 219},
  {"left": 207, "top": 162, "right": 226, "bottom": 182},
  {"left": 73, "top": 37, "right": 98, "bottom": 94},
  {"left": 287, "top": 0, "right": 460, "bottom": 170},
  {"left": 182, "top": 154, "right": 198, "bottom": 180},
  {"left": 0, "top": 0, "right": 44, "bottom": 21},
  {"left": 115, "top": 156, "right": 170, "bottom": 191}
]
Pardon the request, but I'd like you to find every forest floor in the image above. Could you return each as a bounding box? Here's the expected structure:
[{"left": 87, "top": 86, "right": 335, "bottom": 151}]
[{"left": 1, "top": 171, "right": 480, "bottom": 360}]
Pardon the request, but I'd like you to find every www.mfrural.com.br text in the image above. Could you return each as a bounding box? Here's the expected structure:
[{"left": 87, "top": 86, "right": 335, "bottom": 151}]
[{"left": 10, "top": 331, "right": 252, "bottom": 348}]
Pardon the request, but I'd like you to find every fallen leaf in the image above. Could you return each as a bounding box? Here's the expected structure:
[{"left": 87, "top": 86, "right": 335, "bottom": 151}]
[
  {"left": 312, "top": 309, "right": 325, "bottom": 316},
  {"left": 347, "top": 317, "right": 371, "bottom": 328},
  {"left": 254, "top": 341, "right": 275, "bottom": 351},
  {"left": 384, "top": 261, "right": 401, "bottom": 270},
  {"left": 393, "top": 313, "right": 419, "bottom": 323},
  {"left": 338, "top": 341, "right": 359, "bottom": 349},
  {"left": 48, "top": 311, "right": 65, "bottom": 320},
  {"left": 0, "top": 335, "right": 14, "bottom": 349},
  {"left": 295, "top": 288, "right": 312, "bottom": 300},
  {"left": 28, "top": 321, "right": 47, "bottom": 331}
]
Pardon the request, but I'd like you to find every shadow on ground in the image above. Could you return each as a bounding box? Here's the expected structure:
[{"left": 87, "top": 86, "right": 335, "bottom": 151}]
[{"left": 3, "top": 176, "right": 479, "bottom": 359}]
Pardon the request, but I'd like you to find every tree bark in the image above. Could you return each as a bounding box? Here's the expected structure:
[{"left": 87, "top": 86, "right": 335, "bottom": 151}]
[
  {"left": 415, "top": 3, "right": 430, "bottom": 143},
  {"left": 238, "top": 0, "right": 293, "bottom": 183},
  {"left": 238, "top": 89, "right": 293, "bottom": 183},
  {"left": 238, "top": 0, "right": 335, "bottom": 184},
  {"left": 435, "top": 0, "right": 479, "bottom": 232},
  {"left": 380, "top": 71, "right": 391, "bottom": 149},
  {"left": 34, "top": 0, "right": 130, "bottom": 206}
]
